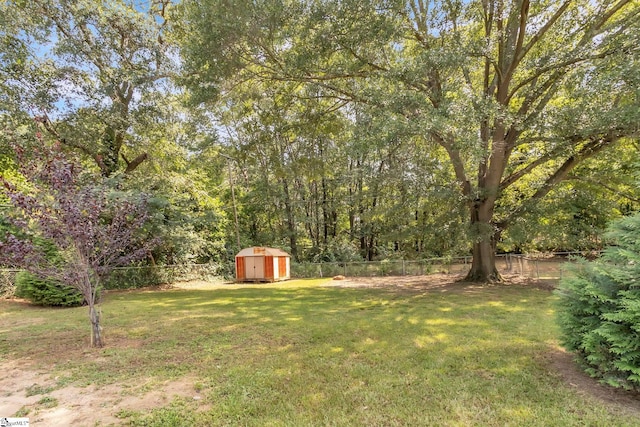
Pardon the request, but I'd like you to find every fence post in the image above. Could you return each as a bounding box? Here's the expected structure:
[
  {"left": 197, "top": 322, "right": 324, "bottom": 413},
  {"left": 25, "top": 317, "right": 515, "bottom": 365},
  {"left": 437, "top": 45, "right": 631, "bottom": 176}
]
[
  {"left": 402, "top": 260, "right": 406, "bottom": 276},
  {"left": 319, "top": 262, "right": 323, "bottom": 278}
]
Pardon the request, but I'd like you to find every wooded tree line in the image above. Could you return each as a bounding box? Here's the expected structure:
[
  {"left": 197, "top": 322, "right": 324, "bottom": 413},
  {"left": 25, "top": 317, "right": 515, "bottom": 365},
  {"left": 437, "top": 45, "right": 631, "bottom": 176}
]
[{"left": 2, "top": 0, "right": 639, "bottom": 282}]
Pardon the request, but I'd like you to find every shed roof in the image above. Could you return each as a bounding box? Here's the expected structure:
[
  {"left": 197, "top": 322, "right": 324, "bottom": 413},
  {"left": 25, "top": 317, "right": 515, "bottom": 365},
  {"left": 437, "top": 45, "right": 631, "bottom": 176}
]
[{"left": 236, "top": 247, "right": 290, "bottom": 257}]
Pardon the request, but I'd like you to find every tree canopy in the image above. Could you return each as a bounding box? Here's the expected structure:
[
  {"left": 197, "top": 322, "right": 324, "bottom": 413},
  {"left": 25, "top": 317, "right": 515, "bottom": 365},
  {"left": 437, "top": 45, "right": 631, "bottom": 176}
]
[
  {"left": 180, "top": 0, "right": 640, "bottom": 280},
  {"left": 1, "top": 0, "right": 639, "bottom": 285}
]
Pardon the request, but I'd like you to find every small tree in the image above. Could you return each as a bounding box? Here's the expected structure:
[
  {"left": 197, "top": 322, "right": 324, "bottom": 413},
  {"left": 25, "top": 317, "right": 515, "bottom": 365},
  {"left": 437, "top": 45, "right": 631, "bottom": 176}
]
[
  {"left": 556, "top": 212, "right": 640, "bottom": 390},
  {"left": 0, "top": 145, "right": 154, "bottom": 347}
]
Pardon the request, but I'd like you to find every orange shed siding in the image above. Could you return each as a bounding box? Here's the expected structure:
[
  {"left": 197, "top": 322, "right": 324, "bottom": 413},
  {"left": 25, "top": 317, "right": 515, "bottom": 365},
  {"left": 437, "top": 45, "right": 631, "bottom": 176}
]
[
  {"left": 264, "top": 256, "right": 274, "bottom": 278},
  {"left": 278, "top": 257, "right": 287, "bottom": 279},
  {"left": 236, "top": 257, "right": 245, "bottom": 280}
]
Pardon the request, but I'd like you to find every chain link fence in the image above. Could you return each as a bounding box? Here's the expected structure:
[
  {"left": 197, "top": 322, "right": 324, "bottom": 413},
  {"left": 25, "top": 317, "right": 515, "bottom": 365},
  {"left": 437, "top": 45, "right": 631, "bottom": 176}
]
[
  {"left": 103, "top": 263, "right": 228, "bottom": 290},
  {"left": 0, "top": 269, "right": 20, "bottom": 298},
  {"left": 0, "top": 252, "right": 591, "bottom": 296},
  {"left": 0, "top": 263, "right": 227, "bottom": 296},
  {"left": 290, "top": 252, "right": 589, "bottom": 280}
]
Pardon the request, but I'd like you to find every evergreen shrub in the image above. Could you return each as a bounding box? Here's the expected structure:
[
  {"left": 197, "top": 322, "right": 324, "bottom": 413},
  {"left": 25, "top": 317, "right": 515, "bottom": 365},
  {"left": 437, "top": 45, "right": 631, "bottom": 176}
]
[
  {"left": 556, "top": 213, "right": 640, "bottom": 390},
  {"left": 15, "top": 271, "right": 85, "bottom": 307}
]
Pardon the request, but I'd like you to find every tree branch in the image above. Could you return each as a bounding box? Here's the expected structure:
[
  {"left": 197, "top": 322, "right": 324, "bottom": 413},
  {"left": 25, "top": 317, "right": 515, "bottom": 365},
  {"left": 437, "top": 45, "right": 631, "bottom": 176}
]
[
  {"left": 497, "top": 133, "right": 624, "bottom": 229},
  {"left": 517, "top": 0, "right": 571, "bottom": 65},
  {"left": 122, "top": 153, "right": 149, "bottom": 174},
  {"left": 568, "top": 174, "right": 640, "bottom": 204},
  {"left": 433, "top": 133, "right": 472, "bottom": 197}
]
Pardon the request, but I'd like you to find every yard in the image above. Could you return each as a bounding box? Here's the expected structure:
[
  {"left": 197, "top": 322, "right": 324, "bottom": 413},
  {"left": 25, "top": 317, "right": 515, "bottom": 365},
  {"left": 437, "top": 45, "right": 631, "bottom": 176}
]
[{"left": 1, "top": 275, "right": 639, "bottom": 426}]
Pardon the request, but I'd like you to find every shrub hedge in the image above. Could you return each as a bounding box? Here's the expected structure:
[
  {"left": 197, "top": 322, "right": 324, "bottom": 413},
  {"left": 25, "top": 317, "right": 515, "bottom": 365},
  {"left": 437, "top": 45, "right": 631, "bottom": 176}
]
[
  {"left": 556, "top": 213, "right": 640, "bottom": 390},
  {"left": 14, "top": 271, "right": 85, "bottom": 307}
]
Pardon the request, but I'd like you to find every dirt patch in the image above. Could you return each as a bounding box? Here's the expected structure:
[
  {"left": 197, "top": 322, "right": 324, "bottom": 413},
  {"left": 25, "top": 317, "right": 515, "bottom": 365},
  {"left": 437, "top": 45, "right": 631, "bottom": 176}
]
[
  {"left": 0, "top": 359, "right": 207, "bottom": 425},
  {"left": 326, "top": 273, "right": 558, "bottom": 292},
  {"left": 546, "top": 347, "right": 640, "bottom": 416}
]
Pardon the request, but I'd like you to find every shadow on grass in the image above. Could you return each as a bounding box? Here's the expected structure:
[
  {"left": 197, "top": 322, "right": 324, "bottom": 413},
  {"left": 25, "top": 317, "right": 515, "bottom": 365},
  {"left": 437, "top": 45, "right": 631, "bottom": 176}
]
[
  {"left": 96, "top": 285, "right": 551, "bottom": 374},
  {"left": 4, "top": 283, "right": 637, "bottom": 425}
]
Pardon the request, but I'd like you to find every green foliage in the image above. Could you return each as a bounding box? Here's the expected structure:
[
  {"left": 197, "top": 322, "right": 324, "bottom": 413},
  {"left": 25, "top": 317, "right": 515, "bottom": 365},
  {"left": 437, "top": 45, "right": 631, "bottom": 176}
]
[
  {"left": 25, "top": 383, "right": 56, "bottom": 397},
  {"left": 181, "top": 0, "right": 640, "bottom": 280},
  {"left": 556, "top": 212, "right": 640, "bottom": 390},
  {"left": 36, "top": 396, "right": 58, "bottom": 409},
  {"left": 103, "top": 264, "right": 224, "bottom": 290},
  {"left": 503, "top": 145, "right": 640, "bottom": 253},
  {"left": 139, "top": 176, "right": 228, "bottom": 265},
  {"left": 14, "top": 271, "right": 84, "bottom": 307},
  {"left": 0, "top": 0, "right": 178, "bottom": 177},
  {"left": 306, "top": 238, "right": 363, "bottom": 263},
  {"left": 2, "top": 0, "right": 639, "bottom": 281}
]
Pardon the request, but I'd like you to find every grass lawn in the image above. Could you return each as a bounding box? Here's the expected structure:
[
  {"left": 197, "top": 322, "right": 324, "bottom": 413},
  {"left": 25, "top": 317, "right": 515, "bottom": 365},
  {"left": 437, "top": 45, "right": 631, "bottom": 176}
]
[{"left": 1, "top": 278, "right": 639, "bottom": 426}]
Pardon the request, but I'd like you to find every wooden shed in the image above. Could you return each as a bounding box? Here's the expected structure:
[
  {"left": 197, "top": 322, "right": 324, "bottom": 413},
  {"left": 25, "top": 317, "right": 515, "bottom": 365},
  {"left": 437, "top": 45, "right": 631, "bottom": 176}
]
[{"left": 235, "top": 247, "right": 291, "bottom": 282}]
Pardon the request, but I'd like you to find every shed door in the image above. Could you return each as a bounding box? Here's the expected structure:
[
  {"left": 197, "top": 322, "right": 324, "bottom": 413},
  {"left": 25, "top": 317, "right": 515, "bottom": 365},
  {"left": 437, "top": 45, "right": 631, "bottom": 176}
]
[
  {"left": 278, "top": 257, "right": 287, "bottom": 278},
  {"left": 245, "top": 256, "right": 264, "bottom": 279}
]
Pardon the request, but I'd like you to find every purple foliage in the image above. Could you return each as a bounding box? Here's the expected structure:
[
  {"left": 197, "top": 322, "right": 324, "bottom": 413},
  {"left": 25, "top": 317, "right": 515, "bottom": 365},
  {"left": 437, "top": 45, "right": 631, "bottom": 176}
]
[
  {"left": 1, "top": 146, "right": 153, "bottom": 279},
  {"left": 1, "top": 143, "right": 156, "bottom": 346}
]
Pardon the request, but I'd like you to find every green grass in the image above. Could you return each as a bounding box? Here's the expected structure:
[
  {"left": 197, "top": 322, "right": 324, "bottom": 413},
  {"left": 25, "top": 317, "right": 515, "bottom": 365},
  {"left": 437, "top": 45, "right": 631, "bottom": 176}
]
[{"left": 1, "top": 278, "right": 638, "bottom": 426}]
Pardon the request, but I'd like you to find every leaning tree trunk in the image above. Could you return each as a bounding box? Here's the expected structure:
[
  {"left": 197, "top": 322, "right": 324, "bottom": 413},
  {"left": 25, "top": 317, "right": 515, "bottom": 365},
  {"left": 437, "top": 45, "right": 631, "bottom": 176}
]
[{"left": 465, "top": 202, "right": 503, "bottom": 283}]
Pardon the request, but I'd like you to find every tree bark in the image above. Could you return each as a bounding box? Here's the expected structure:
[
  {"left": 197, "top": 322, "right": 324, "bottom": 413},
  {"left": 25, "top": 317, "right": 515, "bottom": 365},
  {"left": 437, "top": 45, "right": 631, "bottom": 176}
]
[
  {"left": 464, "top": 201, "right": 503, "bottom": 283},
  {"left": 122, "top": 153, "right": 149, "bottom": 174},
  {"left": 281, "top": 178, "right": 298, "bottom": 261},
  {"left": 89, "top": 303, "right": 103, "bottom": 348},
  {"left": 466, "top": 238, "right": 502, "bottom": 282}
]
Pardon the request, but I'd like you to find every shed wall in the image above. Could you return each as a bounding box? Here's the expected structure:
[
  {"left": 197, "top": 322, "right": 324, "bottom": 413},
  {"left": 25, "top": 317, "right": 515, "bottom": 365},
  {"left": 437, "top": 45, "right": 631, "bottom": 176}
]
[{"left": 235, "top": 247, "right": 291, "bottom": 282}]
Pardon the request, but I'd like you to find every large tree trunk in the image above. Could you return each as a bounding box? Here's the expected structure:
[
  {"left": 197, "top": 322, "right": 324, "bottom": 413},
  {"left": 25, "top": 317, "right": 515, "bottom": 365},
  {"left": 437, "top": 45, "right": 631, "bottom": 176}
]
[
  {"left": 465, "top": 202, "right": 503, "bottom": 283},
  {"left": 466, "top": 238, "right": 501, "bottom": 282}
]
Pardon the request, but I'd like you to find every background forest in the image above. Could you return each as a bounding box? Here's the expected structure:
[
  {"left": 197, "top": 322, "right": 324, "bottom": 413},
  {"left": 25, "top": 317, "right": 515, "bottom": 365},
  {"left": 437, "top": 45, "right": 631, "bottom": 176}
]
[{"left": 1, "top": 0, "right": 639, "bottom": 278}]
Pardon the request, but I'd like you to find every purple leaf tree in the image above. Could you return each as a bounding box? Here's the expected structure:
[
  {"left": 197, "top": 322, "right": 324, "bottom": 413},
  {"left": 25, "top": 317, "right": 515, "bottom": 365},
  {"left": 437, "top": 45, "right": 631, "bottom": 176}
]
[{"left": 0, "top": 145, "right": 155, "bottom": 347}]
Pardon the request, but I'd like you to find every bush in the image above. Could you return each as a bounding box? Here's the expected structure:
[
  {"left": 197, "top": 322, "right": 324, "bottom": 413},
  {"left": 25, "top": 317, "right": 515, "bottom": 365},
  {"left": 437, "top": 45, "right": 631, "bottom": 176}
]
[
  {"left": 103, "top": 264, "right": 226, "bottom": 289},
  {"left": 305, "top": 239, "right": 363, "bottom": 263},
  {"left": 556, "top": 213, "right": 640, "bottom": 390},
  {"left": 103, "top": 266, "right": 172, "bottom": 290},
  {"left": 15, "top": 271, "right": 85, "bottom": 307}
]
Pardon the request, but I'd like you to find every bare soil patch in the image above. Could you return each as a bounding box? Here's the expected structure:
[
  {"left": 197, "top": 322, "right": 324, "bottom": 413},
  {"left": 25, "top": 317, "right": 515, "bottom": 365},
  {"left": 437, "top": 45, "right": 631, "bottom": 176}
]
[
  {"left": 327, "top": 273, "right": 558, "bottom": 291},
  {"left": 0, "top": 359, "right": 207, "bottom": 426},
  {"left": 546, "top": 347, "right": 640, "bottom": 416}
]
